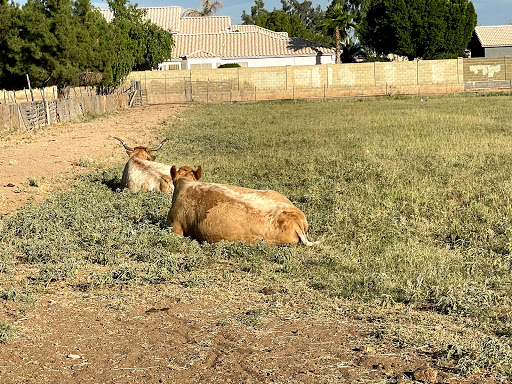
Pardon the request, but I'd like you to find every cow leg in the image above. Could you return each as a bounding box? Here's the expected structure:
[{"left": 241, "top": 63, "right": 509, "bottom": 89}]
[
  {"left": 160, "top": 176, "right": 173, "bottom": 194},
  {"left": 171, "top": 223, "right": 184, "bottom": 237}
]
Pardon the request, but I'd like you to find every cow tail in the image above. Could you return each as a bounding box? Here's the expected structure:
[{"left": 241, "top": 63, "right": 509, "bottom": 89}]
[
  {"left": 295, "top": 221, "right": 321, "bottom": 246},
  {"left": 297, "top": 231, "right": 321, "bottom": 246}
]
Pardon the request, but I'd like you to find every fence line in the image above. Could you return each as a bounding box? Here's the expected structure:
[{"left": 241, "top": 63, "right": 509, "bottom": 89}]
[
  {"left": 0, "top": 87, "right": 140, "bottom": 130},
  {"left": 4, "top": 57, "right": 512, "bottom": 130},
  {"left": 128, "top": 57, "right": 512, "bottom": 104}
]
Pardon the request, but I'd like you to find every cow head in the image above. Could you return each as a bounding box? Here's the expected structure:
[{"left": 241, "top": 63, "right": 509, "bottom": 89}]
[
  {"left": 113, "top": 137, "right": 168, "bottom": 161},
  {"left": 170, "top": 165, "right": 202, "bottom": 182}
]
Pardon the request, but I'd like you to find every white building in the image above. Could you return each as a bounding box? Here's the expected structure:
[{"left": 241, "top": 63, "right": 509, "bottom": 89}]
[{"left": 100, "top": 6, "right": 335, "bottom": 70}]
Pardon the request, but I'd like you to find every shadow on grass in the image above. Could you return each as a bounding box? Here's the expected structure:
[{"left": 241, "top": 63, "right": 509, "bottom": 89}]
[{"left": 87, "top": 169, "right": 122, "bottom": 191}]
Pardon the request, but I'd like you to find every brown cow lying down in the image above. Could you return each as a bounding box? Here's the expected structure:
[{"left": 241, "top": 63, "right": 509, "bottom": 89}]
[
  {"left": 166, "top": 165, "right": 319, "bottom": 246},
  {"left": 113, "top": 137, "right": 173, "bottom": 194}
]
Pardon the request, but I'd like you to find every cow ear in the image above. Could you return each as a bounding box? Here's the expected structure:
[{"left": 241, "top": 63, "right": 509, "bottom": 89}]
[
  {"left": 194, "top": 166, "right": 202, "bottom": 180},
  {"left": 170, "top": 165, "right": 177, "bottom": 180}
]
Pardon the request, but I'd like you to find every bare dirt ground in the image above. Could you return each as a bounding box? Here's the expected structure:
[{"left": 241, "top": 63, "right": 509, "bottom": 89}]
[
  {"left": 0, "top": 104, "right": 499, "bottom": 383},
  {"left": 0, "top": 104, "right": 188, "bottom": 217}
]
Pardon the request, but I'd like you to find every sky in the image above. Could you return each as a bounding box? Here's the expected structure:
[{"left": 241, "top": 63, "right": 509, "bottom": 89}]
[{"left": 87, "top": 0, "right": 512, "bottom": 26}]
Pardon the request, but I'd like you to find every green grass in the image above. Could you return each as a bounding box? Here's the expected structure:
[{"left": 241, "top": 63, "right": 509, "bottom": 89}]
[
  {"left": 160, "top": 95, "right": 512, "bottom": 310},
  {"left": 2, "top": 94, "right": 512, "bottom": 374}
]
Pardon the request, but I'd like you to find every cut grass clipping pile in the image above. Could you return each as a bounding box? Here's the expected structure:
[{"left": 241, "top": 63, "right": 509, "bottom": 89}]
[{"left": 1, "top": 95, "right": 512, "bottom": 377}]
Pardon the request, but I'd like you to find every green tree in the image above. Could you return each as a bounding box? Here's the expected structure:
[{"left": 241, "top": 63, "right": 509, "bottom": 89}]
[
  {"left": 6, "top": 0, "right": 56, "bottom": 89},
  {"left": 242, "top": 0, "right": 328, "bottom": 44},
  {"left": 183, "top": 0, "right": 223, "bottom": 17},
  {"left": 0, "top": 0, "right": 173, "bottom": 90},
  {"left": 72, "top": 0, "right": 113, "bottom": 85},
  {"left": 241, "top": 0, "right": 269, "bottom": 25},
  {"left": 322, "top": 0, "right": 356, "bottom": 63},
  {"left": 107, "top": 0, "right": 173, "bottom": 84},
  {"left": 0, "top": 0, "right": 21, "bottom": 86},
  {"left": 0, "top": 0, "right": 23, "bottom": 87},
  {"left": 280, "top": 0, "right": 325, "bottom": 32},
  {"left": 340, "top": 38, "right": 366, "bottom": 62},
  {"left": 359, "top": 0, "right": 476, "bottom": 60}
]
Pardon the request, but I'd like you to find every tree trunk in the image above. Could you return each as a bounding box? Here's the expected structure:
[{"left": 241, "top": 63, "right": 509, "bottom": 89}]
[{"left": 335, "top": 26, "right": 341, "bottom": 64}]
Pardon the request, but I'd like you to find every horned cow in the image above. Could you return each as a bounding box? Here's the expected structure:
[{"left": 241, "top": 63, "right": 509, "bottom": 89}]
[
  {"left": 166, "top": 165, "right": 319, "bottom": 246},
  {"left": 113, "top": 137, "right": 173, "bottom": 193}
]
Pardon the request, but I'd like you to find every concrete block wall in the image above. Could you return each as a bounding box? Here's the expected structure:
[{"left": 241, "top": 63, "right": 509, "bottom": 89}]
[
  {"left": 328, "top": 63, "right": 376, "bottom": 88},
  {"left": 464, "top": 57, "right": 509, "bottom": 81},
  {"left": 129, "top": 57, "right": 512, "bottom": 103}
]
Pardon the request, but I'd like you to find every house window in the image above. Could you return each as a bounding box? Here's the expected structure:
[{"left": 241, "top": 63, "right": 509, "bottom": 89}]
[
  {"left": 190, "top": 63, "right": 213, "bottom": 69},
  {"left": 158, "top": 63, "right": 180, "bottom": 70}
]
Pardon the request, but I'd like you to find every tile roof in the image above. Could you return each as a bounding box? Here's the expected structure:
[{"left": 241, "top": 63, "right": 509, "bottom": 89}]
[
  {"left": 99, "top": 6, "right": 334, "bottom": 60},
  {"left": 173, "top": 32, "right": 333, "bottom": 59},
  {"left": 99, "top": 6, "right": 182, "bottom": 32},
  {"left": 229, "top": 24, "right": 289, "bottom": 38},
  {"left": 474, "top": 25, "right": 512, "bottom": 47},
  {"left": 179, "top": 16, "right": 231, "bottom": 34}
]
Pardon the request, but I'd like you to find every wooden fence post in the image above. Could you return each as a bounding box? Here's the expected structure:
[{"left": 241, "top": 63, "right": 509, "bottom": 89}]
[
  {"left": 45, "top": 100, "right": 50, "bottom": 126},
  {"left": 26, "top": 74, "right": 34, "bottom": 101}
]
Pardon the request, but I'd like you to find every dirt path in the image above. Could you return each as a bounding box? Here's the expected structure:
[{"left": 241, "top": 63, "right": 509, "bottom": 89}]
[
  {"left": 0, "top": 104, "right": 188, "bottom": 216},
  {"left": 0, "top": 105, "right": 497, "bottom": 384}
]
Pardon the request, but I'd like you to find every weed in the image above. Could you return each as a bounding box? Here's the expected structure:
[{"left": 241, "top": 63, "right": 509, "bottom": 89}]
[
  {"left": 180, "top": 272, "right": 205, "bottom": 288},
  {"left": 36, "top": 259, "right": 78, "bottom": 286},
  {"left": 0, "top": 289, "right": 36, "bottom": 304},
  {"left": 110, "top": 263, "right": 137, "bottom": 282},
  {"left": 0, "top": 246, "right": 15, "bottom": 274},
  {"left": 457, "top": 338, "right": 512, "bottom": 376},
  {"left": 0, "top": 321, "right": 17, "bottom": 343},
  {"left": 27, "top": 177, "right": 41, "bottom": 187},
  {"left": 429, "top": 283, "right": 497, "bottom": 318},
  {"left": 234, "top": 308, "right": 266, "bottom": 328}
]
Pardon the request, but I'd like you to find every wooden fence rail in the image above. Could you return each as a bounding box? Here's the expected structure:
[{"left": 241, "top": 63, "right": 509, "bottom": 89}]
[{"left": 0, "top": 90, "right": 138, "bottom": 130}]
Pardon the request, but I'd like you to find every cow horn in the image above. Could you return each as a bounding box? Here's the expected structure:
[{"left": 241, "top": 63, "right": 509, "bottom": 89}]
[
  {"left": 147, "top": 138, "right": 169, "bottom": 152},
  {"left": 113, "top": 137, "right": 134, "bottom": 151}
]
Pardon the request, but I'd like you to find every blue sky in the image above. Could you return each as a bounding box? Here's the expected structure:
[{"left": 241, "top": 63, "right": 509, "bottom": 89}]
[
  {"left": 89, "top": 0, "right": 512, "bottom": 26},
  {"left": 8, "top": 0, "right": 507, "bottom": 26}
]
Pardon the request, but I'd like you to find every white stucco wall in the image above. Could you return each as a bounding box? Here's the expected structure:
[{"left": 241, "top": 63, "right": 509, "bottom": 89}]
[{"left": 157, "top": 54, "right": 335, "bottom": 70}]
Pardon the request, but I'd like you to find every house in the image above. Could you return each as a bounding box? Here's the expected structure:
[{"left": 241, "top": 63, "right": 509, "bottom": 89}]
[
  {"left": 100, "top": 6, "right": 335, "bottom": 70},
  {"left": 469, "top": 25, "right": 512, "bottom": 58}
]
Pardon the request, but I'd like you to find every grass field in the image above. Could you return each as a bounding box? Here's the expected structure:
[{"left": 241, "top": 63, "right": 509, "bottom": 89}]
[{"left": 2, "top": 94, "right": 512, "bottom": 377}]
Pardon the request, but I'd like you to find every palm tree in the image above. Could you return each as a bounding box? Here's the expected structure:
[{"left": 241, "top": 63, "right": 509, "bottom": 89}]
[
  {"left": 322, "top": 0, "right": 355, "bottom": 64},
  {"left": 339, "top": 38, "right": 365, "bottom": 63},
  {"left": 182, "top": 0, "right": 223, "bottom": 17}
]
